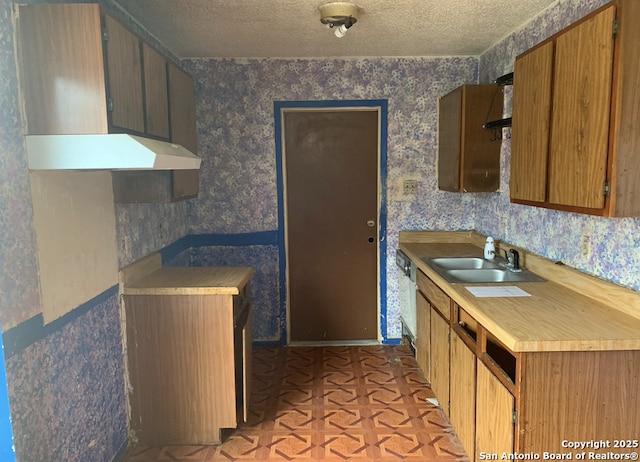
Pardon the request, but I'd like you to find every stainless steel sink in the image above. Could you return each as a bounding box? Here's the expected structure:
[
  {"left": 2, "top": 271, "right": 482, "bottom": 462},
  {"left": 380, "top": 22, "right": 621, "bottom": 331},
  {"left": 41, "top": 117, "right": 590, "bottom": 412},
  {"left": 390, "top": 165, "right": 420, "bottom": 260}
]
[
  {"left": 426, "top": 257, "right": 500, "bottom": 269},
  {"left": 445, "top": 268, "right": 545, "bottom": 283},
  {"left": 421, "top": 256, "right": 546, "bottom": 284}
]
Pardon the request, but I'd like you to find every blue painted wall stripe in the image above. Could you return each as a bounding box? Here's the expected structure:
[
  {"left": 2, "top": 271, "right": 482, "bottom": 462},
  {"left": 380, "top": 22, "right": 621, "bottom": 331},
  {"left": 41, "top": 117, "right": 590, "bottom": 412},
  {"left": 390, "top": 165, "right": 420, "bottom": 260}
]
[
  {"left": 2, "top": 285, "right": 118, "bottom": 359},
  {"left": 189, "top": 231, "right": 279, "bottom": 247},
  {"left": 160, "top": 232, "right": 280, "bottom": 264}
]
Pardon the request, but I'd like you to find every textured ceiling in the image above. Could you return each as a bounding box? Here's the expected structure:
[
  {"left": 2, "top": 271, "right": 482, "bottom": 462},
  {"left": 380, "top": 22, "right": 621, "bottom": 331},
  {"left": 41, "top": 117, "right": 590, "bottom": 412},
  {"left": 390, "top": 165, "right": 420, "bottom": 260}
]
[{"left": 112, "top": 0, "right": 559, "bottom": 59}]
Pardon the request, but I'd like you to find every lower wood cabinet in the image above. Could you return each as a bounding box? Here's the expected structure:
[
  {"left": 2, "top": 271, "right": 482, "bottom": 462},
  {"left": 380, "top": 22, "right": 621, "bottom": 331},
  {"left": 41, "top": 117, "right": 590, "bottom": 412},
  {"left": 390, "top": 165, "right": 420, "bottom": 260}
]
[
  {"left": 475, "top": 360, "right": 514, "bottom": 458},
  {"left": 430, "top": 305, "right": 450, "bottom": 416},
  {"left": 416, "top": 269, "right": 640, "bottom": 461},
  {"left": 415, "top": 289, "right": 431, "bottom": 380},
  {"left": 124, "top": 287, "right": 252, "bottom": 445},
  {"left": 450, "top": 332, "right": 477, "bottom": 459}
]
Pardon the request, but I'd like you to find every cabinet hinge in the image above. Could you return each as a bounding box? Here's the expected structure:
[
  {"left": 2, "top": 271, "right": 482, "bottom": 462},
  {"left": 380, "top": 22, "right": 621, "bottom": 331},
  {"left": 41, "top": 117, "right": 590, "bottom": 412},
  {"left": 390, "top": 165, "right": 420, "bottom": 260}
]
[
  {"left": 102, "top": 26, "right": 109, "bottom": 42},
  {"left": 107, "top": 97, "right": 114, "bottom": 113},
  {"left": 513, "top": 409, "right": 519, "bottom": 425},
  {"left": 613, "top": 19, "right": 620, "bottom": 37},
  {"left": 603, "top": 180, "right": 610, "bottom": 197}
]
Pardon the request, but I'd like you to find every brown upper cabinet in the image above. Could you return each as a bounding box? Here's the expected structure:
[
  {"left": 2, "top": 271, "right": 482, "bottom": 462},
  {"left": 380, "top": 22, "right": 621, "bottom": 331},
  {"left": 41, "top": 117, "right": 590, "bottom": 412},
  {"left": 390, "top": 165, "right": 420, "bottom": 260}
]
[
  {"left": 511, "top": 0, "right": 640, "bottom": 217},
  {"left": 16, "top": 3, "right": 200, "bottom": 202},
  {"left": 143, "top": 43, "right": 170, "bottom": 139},
  {"left": 438, "top": 85, "right": 504, "bottom": 193},
  {"left": 167, "top": 63, "right": 200, "bottom": 201},
  {"left": 16, "top": 3, "right": 170, "bottom": 139}
]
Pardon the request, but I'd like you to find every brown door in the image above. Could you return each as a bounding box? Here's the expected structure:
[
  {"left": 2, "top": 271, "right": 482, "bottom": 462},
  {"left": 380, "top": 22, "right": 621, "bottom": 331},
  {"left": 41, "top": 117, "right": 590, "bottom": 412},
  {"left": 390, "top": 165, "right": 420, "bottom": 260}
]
[{"left": 283, "top": 110, "right": 379, "bottom": 342}]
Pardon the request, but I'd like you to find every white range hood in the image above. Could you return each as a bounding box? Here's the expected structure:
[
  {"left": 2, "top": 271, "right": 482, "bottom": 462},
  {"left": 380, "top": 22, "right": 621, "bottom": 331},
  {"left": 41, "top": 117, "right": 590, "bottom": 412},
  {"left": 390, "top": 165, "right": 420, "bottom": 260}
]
[{"left": 25, "top": 134, "right": 201, "bottom": 170}]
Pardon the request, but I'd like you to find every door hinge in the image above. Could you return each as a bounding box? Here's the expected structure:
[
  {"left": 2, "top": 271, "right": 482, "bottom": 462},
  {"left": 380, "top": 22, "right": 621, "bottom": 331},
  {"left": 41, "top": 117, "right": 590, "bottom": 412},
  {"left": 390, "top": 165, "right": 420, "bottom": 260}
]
[
  {"left": 513, "top": 409, "right": 519, "bottom": 425},
  {"left": 102, "top": 26, "right": 109, "bottom": 42},
  {"left": 107, "top": 97, "right": 114, "bottom": 113},
  {"left": 613, "top": 19, "right": 620, "bottom": 37},
  {"left": 603, "top": 180, "right": 611, "bottom": 197}
]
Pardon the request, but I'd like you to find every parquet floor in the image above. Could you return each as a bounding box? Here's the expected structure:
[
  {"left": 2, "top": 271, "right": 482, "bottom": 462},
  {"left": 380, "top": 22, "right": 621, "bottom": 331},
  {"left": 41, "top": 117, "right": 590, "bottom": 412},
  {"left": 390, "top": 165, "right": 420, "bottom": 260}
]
[{"left": 123, "top": 345, "right": 468, "bottom": 461}]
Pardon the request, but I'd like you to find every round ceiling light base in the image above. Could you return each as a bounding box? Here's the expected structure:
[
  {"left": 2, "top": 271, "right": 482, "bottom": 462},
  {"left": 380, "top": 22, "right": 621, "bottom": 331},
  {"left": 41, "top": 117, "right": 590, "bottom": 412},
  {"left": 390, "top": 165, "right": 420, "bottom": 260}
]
[{"left": 319, "top": 2, "right": 359, "bottom": 26}]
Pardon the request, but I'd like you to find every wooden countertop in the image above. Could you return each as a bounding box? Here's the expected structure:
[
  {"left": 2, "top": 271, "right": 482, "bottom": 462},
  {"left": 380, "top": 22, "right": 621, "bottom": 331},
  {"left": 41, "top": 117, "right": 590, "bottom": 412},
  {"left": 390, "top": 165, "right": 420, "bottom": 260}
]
[
  {"left": 120, "top": 252, "right": 254, "bottom": 296},
  {"left": 399, "top": 231, "right": 640, "bottom": 353}
]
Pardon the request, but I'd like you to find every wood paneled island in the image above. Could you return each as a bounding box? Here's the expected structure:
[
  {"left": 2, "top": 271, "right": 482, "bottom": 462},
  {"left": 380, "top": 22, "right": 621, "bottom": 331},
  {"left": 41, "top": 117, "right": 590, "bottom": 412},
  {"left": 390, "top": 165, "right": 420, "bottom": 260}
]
[{"left": 121, "top": 253, "right": 254, "bottom": 445}]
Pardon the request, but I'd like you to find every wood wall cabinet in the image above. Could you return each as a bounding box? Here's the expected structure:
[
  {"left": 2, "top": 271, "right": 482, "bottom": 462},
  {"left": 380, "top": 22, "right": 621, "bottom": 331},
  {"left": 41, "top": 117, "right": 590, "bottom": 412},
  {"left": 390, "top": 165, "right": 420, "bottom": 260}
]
[
  {"left": 16, "top": 3, "right": 200, "bottom": 202},
  {"left": 511, "top": 0, "right": 640, "bottom": 217},
  {"left": 17, "top": 4, "right": 168, "bottom": 138},
  {"left": 168, "top": 62, "right": 200, "bottom": 200},
  {"left": 438, "top": 85, "right": 504, "bottom": 192},
  {"left": 143, "top": 43, "right": 170, "bottom": 139},
  {"left": 111, "top": 62, "right": 200, "bottom": 202}
]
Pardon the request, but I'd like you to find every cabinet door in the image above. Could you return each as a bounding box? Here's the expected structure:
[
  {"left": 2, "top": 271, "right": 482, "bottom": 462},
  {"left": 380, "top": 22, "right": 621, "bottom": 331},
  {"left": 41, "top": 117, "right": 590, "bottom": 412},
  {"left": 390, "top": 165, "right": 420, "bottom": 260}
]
[
  {"left": 416, "top": 290, "right": 431, "bottom": 380},
  {"left": 450, "top": 333, "right": 476, "bottom": 461},
  {"left": 438, "top": 87, "right": 463, "bottom": 191},
  {"left": 168, "top": 62, "right": 200, "bottom": 199},
  {"left": 17, "top": 4, "right": 108, "bottom": 134},
  {"left": 476, "top": 361, "right": 514, "bottom": 457},
  {"left": 438, "top": 85, "right": 502, "bottom": 193},
  {"left": 168, "top": 63, "right": 198, "bottom": 153},
  {"left": 511, "top": 41, "right": 554, "bottom": 203},
  {"left": 143, "top": 43, "right": 170, "bottom": 139},
  {"left": 103, "top": 14, "right": 145, "bottom": 134},
  {"left": 430, "top": 307, "right": 450, "bottom": 416},
  {"left": 548, "top": 5, "right": 616, "bottom": 209}
]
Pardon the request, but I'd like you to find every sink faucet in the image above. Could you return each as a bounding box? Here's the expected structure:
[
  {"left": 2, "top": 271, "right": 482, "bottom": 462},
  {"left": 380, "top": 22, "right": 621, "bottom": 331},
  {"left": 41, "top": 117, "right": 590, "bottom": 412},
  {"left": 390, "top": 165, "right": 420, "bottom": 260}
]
[{"left": 503, "top": 249, "right": 521, "bottom": 271}]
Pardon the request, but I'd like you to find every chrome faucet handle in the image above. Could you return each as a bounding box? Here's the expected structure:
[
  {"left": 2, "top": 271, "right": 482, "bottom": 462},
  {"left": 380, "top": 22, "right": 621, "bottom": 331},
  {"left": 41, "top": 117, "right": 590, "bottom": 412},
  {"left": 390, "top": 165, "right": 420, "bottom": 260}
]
[
  {"left": 504, "top": 250, "right": 513, "bottom": 266},
  {"left": 510, "top": 249, "right": 521, "bottom": 271}
]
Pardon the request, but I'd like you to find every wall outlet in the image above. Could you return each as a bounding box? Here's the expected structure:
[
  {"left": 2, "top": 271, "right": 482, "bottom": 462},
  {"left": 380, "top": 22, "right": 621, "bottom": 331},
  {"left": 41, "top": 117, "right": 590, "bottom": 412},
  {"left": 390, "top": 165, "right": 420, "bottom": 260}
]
[
  {"left": 403, "top": 179, "right": 418, "bottom": 196},
  {"left": 124, "top": 236, "right": 131, "bottom": 257},
  {"left": 581, "top": 234, "right": 591, "bottom": 257}
]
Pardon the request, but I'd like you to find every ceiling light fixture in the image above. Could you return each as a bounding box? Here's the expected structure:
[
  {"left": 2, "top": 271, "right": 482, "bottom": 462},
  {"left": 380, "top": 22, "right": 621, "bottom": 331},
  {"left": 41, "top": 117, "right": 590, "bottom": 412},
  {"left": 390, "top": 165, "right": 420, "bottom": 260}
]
[{"left": 319, "top": 2, "right": 359, "bottom": 38}]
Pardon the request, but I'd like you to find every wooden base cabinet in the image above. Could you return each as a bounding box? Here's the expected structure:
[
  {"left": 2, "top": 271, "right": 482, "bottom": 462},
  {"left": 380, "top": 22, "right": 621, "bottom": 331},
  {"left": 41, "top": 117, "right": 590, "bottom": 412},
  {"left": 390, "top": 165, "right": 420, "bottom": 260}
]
[
  {"left": 415, "top": 289, "right": 431, "bottom": 381},
  {"left": 415, "top": 269, "right": 640, "bottom": 461},
  {"left": 475, "top": 361, "right": 514, "bottom": 459},
  {"left": 430, "top": 306, "right": 450, "bottom": 417},
  {"left": 125, "top": 289, "right": 252, "bottom": 445},
  {"left": 450, "top": 332, "right": 477, "bottom": 459}
]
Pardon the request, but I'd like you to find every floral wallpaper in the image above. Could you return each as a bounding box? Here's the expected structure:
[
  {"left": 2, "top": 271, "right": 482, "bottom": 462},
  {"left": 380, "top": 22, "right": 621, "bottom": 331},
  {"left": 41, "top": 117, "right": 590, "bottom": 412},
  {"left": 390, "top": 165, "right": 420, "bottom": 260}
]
[
  {"left": 0, "top": 0, "right": 41, "bottom": 330},
  {"left": 183, "top": 57, "right": 479, "bottom": 340},
  {"left": 0, "top": 0, "right": 169, "bottom": 460},
  {"left": 1, "top": 0, "right": 638, "bottom": 459},
  {"left": 5, "top": 294, "right": 127, "bottom": 462}
]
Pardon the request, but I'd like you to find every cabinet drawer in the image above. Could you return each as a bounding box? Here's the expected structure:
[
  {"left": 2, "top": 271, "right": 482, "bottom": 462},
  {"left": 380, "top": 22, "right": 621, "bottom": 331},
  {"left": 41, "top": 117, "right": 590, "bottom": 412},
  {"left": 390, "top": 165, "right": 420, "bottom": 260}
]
[
  {"left": 453, "top": 304, "right": 478, "bottom": 347},
  {"left": 417, "top": 270, "right": 451, "bottom": 320}
]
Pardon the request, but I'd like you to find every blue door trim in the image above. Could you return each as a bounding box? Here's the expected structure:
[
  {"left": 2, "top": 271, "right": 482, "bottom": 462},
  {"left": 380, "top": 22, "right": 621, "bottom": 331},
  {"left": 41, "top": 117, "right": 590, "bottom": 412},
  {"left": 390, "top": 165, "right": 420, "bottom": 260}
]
[{"left": 274, "top": 100, "right": 389, "bottom": 344}]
